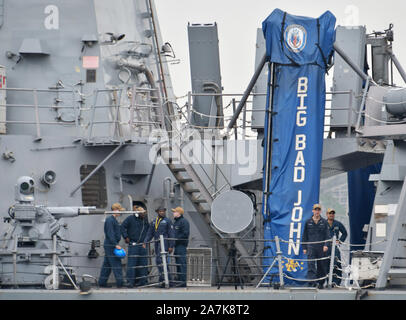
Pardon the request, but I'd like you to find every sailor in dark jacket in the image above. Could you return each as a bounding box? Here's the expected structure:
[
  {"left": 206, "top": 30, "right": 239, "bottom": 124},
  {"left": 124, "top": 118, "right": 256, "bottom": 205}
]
[
  {"left": 302, "top": 204, "right": 330, "bottom": 288},
  {"left": 326, "top": 208, "right": 348, "bottom": 286},
  {"left": 98, "top": 203, "right": 124, "bottom": 288},
  {"left": 143, "top": 207, "right": 175, "bottom": 284},
  {"left": 121, "top": 206, "right": 149, "bottom": 287},
  {"left": 171, "top": 207, "right": 190, "bottom": 287}
]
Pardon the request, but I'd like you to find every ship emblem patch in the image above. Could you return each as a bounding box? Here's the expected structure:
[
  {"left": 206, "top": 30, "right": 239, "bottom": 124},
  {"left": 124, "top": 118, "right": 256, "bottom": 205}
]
[
  {"left": 282, "top": 258, "right": 304, "bottom": 272},
  {"left": 285, "top": 24, "right": 307, "bottom": 53}
]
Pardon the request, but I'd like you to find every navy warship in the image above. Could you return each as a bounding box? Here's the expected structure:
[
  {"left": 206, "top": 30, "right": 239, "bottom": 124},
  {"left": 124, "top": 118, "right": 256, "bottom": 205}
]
[{"left": 0, "top": 0, "right": 405, "bottom": 301}]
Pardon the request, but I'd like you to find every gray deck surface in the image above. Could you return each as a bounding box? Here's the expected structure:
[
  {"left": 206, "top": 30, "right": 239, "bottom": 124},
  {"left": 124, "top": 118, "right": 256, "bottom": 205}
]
[{"left": 0, "top": 287, "right": 360, "bottom": 300}]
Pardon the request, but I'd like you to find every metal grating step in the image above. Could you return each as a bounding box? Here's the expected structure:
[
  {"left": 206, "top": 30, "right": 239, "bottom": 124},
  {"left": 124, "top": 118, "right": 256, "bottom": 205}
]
[
  {"left": 169, "top": 167, "right": 187, "bottom": 173},
  {"left": 184, "top": 188, "right": 200, "bottom": 193},
  {"left": 198, "top": 209, "right": 211, "bottom": 214},
  {"left": 191, "top": 198, "right": 207, "bottom": 203},
  {"left": 388, "top": 268, "right": 406, "bottom": 276}
]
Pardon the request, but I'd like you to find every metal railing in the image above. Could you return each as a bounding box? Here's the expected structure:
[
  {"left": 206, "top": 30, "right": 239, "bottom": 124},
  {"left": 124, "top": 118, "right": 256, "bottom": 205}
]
[
  {"left": 0, "top": 85, "right": 165, "bottom": 140},
  {"left": 0, "top": 232, "right": 386, "bottom": 290},
  {"left": 0, "top": 85, "right": 357, "bottom": 143},
  {"left": 180, "top": 90, "right": 356, "bottom": 141}
]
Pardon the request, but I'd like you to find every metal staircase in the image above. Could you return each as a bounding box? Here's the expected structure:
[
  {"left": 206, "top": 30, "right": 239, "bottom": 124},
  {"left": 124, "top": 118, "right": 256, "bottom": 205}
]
[
  {"left": 159, "top": 128, "right": 261, "bottom": 276},
  {"left": 160, "top": 129, "right": 223, "bottom": 217},
  {"left": 168, "top": 162, "right": 211, "bottom": 214}
]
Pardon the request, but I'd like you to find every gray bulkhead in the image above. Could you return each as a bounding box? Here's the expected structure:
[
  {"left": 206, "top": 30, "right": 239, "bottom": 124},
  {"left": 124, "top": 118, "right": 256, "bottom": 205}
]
[{"left": 0, "top": 0, "right": 226, "bottom": 286}]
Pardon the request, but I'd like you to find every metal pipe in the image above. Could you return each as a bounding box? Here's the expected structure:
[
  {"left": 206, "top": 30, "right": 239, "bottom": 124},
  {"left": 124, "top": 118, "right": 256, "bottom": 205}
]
[
  {"left": 188, "top": 91, "right": 350, "bottom": 97},
  {"left": 57, "top": 257, "right": 79, "bottom": 290},
  {"left": 187, "top": 91, "right": 192, "bottom": 122},
  {"left": 47, "top": 206, "right": 96, "bottom": 218},
  {"left": 70, "top": 143, "right": 124, "bottom": 196},
  {"left": 276, "top": 236, "right": 284, "bottom": 288},
  {"left": 189, "top": 92, "right": 267, "bottom": 97},
  {"left": 33, "top": 89, "right": 41, "bottom": 141},
  {"left": 262, "top": 62, "right": 276, "bottom": 223},
  {"left": 355, "top": 77, "right": 371, "bottom": 133},
  {"left": 112, "top": 88, "right": 123, "bottom": 139},
  {"left": 0, "top": 120, "right": 130, "bottom": 125},
  {"left": 227, "top": 53, "right": 267, "bottom": 131},
  {"left": 333, "top": 43, "right": 369, "bottom": 82},
  {"left": 87, "top": 90, "right": 98, "bottom": 141},
  {"left": 328, "top": 235, "right": 336, "bottom": 289},
  {"left": 160, "top": 235, "right": 170, "bottom": 288},
  {"left": 129, "top": 85, "right": 135, "bottom": 130},
  {"left": 232, "top": 99, "right": 237, "bottom": 140},
  {"left": 163, "top": 177, "right": 172, "bottom": 209},
  {"left": 146, "top": 162, "right": 156, "bottom": 196},
  {"left": 256, "top": 257, "right": 277, "bottom": 288},
  {"left": 12, "top": 235, "right": 17, "bottom": 288},
  {"left": 347, "top": 90, "right": 353, "bottom": 137},
  {"left": 52, "top": 234, "right": 58, "bottom": 290},
  {"left": 389, "top": 51, "right": 406, "bottom": 84},
  {"left": 147, "top": 0, "right": 168, "bottom": 102},
  {"left": 242, "top": 103, "right": 247, "bottom": 140}
]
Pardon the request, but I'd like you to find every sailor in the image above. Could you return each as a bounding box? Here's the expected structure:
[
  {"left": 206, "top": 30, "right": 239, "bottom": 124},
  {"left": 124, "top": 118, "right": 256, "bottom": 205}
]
[
  {"left": 171, "top": 207, "right": 190, "bottom": 287},
  {"left": 98, "top": 203, "right": 125, "bottom": 288},
  {"left": 325, "top": 208, "right": 348, "bottom": 286},
  {"left": 143, "top": 207, "right": 175, "bottom": 286},
  {"left": 302, "top": 204, "right": 330, "bottom": 288},
  {"left": 121, "top": 205, "right": 149, "bottom": 288}
]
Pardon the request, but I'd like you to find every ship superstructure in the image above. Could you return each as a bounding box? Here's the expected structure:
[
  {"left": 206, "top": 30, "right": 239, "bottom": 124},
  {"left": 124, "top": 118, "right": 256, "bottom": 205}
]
[{"left": 0, "top": 0, "right": 404, "bottom": 301}]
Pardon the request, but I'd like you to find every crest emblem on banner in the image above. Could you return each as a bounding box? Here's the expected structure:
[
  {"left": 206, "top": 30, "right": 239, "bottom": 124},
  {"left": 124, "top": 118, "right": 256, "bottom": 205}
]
[
  {"left": 285, "top": 24, "right": 307, "bottom": 53},
  {"left": 282, "top": 258, "right": 304, "bottom": 272}
]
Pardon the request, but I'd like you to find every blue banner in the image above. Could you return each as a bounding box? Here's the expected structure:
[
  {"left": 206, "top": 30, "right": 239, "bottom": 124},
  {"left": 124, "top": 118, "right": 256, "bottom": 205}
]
[{"left": 261, "top": 9, "right": 336, "bottom": 284}]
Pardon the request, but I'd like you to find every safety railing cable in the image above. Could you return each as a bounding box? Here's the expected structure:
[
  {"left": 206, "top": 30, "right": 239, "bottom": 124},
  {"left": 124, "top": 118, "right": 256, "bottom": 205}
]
[{"left": 0, "top": 233, "right": 388, "bottom": 290}]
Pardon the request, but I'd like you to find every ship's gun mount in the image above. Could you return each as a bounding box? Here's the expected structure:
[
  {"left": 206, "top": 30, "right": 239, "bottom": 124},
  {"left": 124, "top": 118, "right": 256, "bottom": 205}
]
[
  {"left": 8, "top": 176, "right": 96, "bottom": 235},
  {"left": 7, "top": 205, "right": 97, "bottom": 238},
  {"left": 0, "top": 177, "right": 100, "bottom": 288}
]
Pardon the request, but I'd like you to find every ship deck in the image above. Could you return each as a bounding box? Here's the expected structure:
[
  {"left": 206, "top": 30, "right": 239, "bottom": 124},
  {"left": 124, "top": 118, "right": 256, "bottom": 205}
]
[{"left": 0, "top": 286, "right": 401, "bottom": 300}]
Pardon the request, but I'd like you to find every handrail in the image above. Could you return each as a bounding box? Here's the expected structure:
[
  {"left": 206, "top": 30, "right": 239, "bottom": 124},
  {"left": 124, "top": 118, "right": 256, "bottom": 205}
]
[
  {"left": 0, "top": 234, "right": 380, "bottom": 290},
  {"left": 162, "top": 112, "right": 232, "bottom": 197},
  {"left": 0, "top": 85, "right": 355, "bottom": 142}
]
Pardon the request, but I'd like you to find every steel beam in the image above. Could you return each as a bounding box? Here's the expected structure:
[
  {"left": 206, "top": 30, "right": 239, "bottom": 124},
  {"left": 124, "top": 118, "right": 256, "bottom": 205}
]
[
  {"left": 333, "top": 43, "right": 369, "bottom": 82},
  {"left": 227, "top": 53, "right": 267, "bottom": 131},
  {"left": 70, "top": 143, "right": 124, "bottom": 196}
]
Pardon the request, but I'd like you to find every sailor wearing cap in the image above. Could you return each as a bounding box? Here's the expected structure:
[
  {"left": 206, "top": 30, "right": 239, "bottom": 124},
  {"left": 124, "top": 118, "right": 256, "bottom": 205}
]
[
  {"left": 98, "top": 203, "right": 125, "bottom": 288},
  {"left": 172, "top": 207, "right": 190, "bottom": 287},
  {"left": 121, "top": 205, "right": 149, "bottom": 287},
  {"left": 143, "top": 207, "right": 175, "bottom": 285},
  {"left": 326, "top": 208, "right": 347, "bottom": 286},
  {"left": 302, "top": 204, "right": 330, "bottom": 288}
]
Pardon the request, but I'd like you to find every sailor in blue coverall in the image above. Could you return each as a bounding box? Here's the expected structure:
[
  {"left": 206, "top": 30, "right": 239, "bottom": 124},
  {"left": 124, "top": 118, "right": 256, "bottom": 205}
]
[
  {"left": 98, "top": 203, "right": 124, "bottom": 288},
  {"left": 121, "top": 205, "right": 149, "bottom": 287},
  {"left": 171, "top": 207, "right": 190, "bottom": 287},
  {"left": 143, "top": 207, "right": 175, "bottom": 285},
  {"left": 302, "top": 204, "right": 330, "bottom": 288},
  {"left": 325, "top": 208, "right": 348, "bottom": 286}
]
